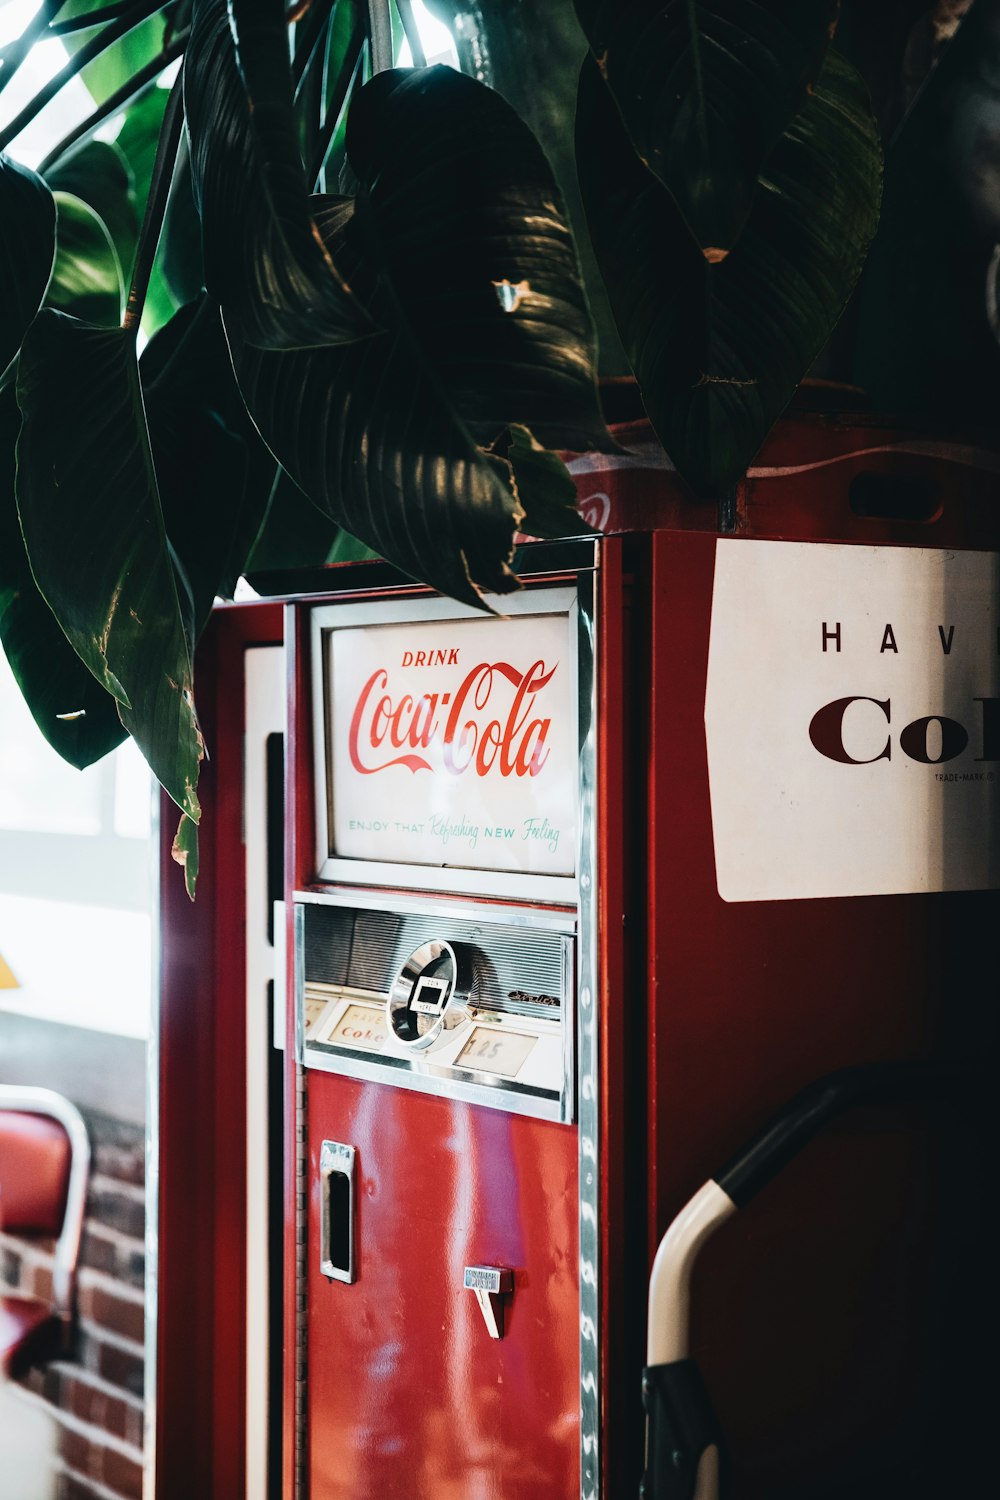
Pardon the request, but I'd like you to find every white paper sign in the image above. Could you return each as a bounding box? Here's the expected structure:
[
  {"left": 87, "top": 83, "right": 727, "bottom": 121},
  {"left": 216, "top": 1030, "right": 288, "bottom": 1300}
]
[
  {"left": 325, "top": 610, "right": 577, "bottom": 876},
  {"left": 705, "top": 540, "right": 1000, "bottom": 901}
]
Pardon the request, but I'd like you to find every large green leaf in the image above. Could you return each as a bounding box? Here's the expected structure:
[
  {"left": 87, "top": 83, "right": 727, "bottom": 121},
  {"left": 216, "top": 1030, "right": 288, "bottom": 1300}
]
[
  {"left": 345, "top": 66, "right": 610, "bottom": 451},
  {"left": 0, "top": 154, "right": 56, "bottom": 374},
  {"left": 246, "top": 467, "right": 342, "bottom": 573},
  {"left": 0, "top": 386, "right": 126, "bottom": 768},
  {"left": 853, "top": 1, "right": 1000, "bottom": 421},
  {"left": 141, "top": 297, "right": 273, "bottom": 628},
  {"left": 228, "top": 66, "right": 611, "bottom": 605},
  {"left": 502, "top": 425, "right": 596, "bottom": 540},
  {"left": 16, "top": 312, "right": 203, "bottom": 819},
  {"left": 230, "top": 305, "right": 524, "bottom": 607},
  {"left": 426, "top": 0, "right": 630, "bottom": 377},
  {"left": 184, "top": 0, "right": 374, "bottom": 349},
  {"left": 577, "top": 48, "right": 881, "bottom": 495},
  {"left": 47, "top": 140, "right": 139, "bottom": 288},
  {"left": 60, "top": 1, "right": 169, "bottom": 108},
  {"left": 48, "top": 192, "right": 125, "bottom": 326},
  {"left": 574, "top": 0, "right": 840, "bottom": 255}
]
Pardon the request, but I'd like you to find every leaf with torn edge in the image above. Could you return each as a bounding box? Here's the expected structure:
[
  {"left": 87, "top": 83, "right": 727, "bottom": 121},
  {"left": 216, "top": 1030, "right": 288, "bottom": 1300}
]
[
  {"left": 184, "top": 0, "right": 374, "bottom": 350},
  {"left": 15, "top": 312, "right": 203, "bottom": 819},
  {"left": 172, "top": 811, "right": 200, "bottom": 900},
  {"left": 501, "top": 425, "right": 596, "bottom": 540},
  {"left": 576, "top": 47, "right": 881, "bottom": 495}
]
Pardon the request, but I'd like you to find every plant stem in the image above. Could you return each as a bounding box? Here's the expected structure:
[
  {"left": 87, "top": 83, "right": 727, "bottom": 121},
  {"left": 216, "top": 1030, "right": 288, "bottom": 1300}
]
[
  {"left": 292, "top": 0, "right": 332, "bottom": 96},
  {"left": 308, "top": 15, "right": 363, "bottom": 186},
  {"left": 37, "top": 30, "right": 187, "bottom": 174},
  {"left": 366, "top": 0, "right": 392, "bottom": 73},
  {"left": 123, "top": 68, "right": 184, "bottom": 332},
  {"left": 50, "top": 0, "right": 151, "bottom": 34},
  {"left": 395, "top": 0, "right": 425, "bottom": 67},
  {"left": 0, "top": 1, "right": 62, "bottom": 100},
  {"left": 0, "top": 0, "right": 170, "bottom": 152}
]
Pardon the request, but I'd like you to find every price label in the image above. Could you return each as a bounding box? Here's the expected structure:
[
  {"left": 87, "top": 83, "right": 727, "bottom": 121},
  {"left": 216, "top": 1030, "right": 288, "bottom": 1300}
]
[{"left": 456, "top": 1027, "right": 536, "bottom": 1078}]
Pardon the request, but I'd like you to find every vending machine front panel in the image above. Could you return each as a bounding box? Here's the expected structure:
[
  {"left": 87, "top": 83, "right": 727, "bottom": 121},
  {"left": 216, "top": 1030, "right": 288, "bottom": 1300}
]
[{"left": 292, "top": 553, "right": 607, "bottom": 1500}]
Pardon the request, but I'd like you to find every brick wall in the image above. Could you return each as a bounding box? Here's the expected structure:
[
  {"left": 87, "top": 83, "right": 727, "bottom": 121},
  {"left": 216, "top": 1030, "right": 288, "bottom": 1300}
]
[{"left": 1, "top": 1110, "right": 146, "bottom": 1500}]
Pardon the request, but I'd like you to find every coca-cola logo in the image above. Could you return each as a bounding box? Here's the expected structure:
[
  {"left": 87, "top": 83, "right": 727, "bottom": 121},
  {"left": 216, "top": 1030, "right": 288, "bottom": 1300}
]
[{"left": 347, "top": 658, "right": 557, "bottom": 778}]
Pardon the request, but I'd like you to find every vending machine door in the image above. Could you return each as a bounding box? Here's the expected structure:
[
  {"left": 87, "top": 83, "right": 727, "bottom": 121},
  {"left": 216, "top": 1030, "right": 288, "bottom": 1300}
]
[{"left": 288, "top": 549, "right": 615, "bottom": 1500}]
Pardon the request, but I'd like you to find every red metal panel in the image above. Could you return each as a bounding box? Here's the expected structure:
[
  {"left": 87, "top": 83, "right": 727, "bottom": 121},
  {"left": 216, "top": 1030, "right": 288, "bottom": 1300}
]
[
  {"left": 157, "top": 601, "right": 283, "bottom": 1500},
  {"left": 572, "top": 413, "right": 1000, "bottom": 549},
  {"left": 304, "top": 1070, "right": 580, "bottom": 1500},
  {"left": 594, "top": 539, "right": 648, "bottom": 1498},
  {"left": 641, "top": 522, "right": 992, "bottom": 1494}
]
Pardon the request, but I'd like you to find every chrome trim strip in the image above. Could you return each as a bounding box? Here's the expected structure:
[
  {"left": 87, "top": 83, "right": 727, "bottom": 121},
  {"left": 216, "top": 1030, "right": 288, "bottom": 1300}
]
[
  {"left": 309, "top": 587, "right": 580, "bottom": 900},
  {"left": 144, "top": 801, "right": 160, "bottom": 1500},
  {"left": 301, "top": 1044, "right": 565, "bottom": 1122},
  {"left": 312, "top": 858, "right": 576, "bottom": 903},
  {"left": 575, "top": 567, "right": 601, "bottom": 1500},
  {"left": 560, "top": 936, "right": 576, "bottom": 1128},
  {"left": 293, "top": 903, "right": 306, "bottom": 1068},
  {"left": 293, "top": 885, "right": 576, "bottom": 933}
]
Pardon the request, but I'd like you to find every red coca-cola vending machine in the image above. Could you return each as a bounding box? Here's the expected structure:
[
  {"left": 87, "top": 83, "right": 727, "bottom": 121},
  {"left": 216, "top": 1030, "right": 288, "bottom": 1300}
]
[{"left": 156, "top": 421, "right": 997, "bottom": 1500}]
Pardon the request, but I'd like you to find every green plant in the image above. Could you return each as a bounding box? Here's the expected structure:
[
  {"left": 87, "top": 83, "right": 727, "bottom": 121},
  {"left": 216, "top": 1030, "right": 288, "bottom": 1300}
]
[{"left": 0, "top": 1, "right": 993, "bottom": 891}]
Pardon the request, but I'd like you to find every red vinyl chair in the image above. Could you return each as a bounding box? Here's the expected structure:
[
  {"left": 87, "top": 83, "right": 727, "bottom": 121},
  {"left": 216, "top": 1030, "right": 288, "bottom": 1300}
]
[{"left": 0, "top": 1086, "right": 90, "bottom": 1378}]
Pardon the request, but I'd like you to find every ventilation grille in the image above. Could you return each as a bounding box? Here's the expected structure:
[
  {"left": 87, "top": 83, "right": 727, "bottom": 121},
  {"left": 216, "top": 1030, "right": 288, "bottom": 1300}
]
[{"left": 303, "top": 904, "right": 568, "bottom": 1017}]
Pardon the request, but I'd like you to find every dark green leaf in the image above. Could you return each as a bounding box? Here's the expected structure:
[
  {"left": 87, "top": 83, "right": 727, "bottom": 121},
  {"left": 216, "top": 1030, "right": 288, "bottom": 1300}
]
[
  {"left": 184, "top": 0, "right": 374, "bottom": 349},
  {"left": 502, "top": 425, "right": 596, "bottom": 540},
  {"left": 425, "top": 0, "right": 631, "bottom": 378},
  {"left": 246, "top": 467, "right": 343, "bottom": 573},
  {"left": 853, "top": 2, "right": 1000, "bottom": 420},
  {"left": 46, "top": 140, "right": 139, "bottom": 285},
  {"left": 49, "top": 192, "right": 124, "bottom": 326},
  {"left": 141, "top": 260, "right": 181, "bottom": 336},
  {"left": 229, "top": 65, "right": 613, "bottom": 604},
  {"left": 0, "top": 386, "right": 125, "bottom": 768},
  {"left": 0, "top": 153, "right": 56, "bottom": 373},
  {"left": 159, "top": 139, "right": 204, "bottom": 307},
  {"left": 575, "top": 0, "right": 840, "bottom": 254},
  {"left": 345, "top": 66, "right": 611, "bottom": 451},
  {"left": 326, "top": 529, "right": 381, "bottom": 564},
  {"left": 16, "top": 312, "right": 203, "bottom": 818},
  {"left": 60, "top": 2, "right": 169, "bottom": 108},
  {"left": 141, "top": 297, "right": 273, "bottom": 627},
  {"left": 229, "top": 311, "right": 523, "bottom": 608},
  {"left": 577, "top": 48, "right": 881, "bottom": 494}
]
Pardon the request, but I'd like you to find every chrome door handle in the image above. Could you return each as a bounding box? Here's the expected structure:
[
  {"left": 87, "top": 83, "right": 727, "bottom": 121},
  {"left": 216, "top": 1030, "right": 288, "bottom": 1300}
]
[{"left": 320, "top": 1141, "right": 356, "bottom": 1284}]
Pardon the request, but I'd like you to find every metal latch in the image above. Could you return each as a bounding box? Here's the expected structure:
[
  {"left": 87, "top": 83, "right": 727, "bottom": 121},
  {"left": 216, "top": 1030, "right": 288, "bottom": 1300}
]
[{"left": 463, "top": 1265, "right": 513, "bottom": 1339}]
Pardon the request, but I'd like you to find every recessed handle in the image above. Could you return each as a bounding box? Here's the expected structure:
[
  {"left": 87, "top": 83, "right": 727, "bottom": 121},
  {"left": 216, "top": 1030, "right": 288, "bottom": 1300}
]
[{"left": 320, "top": 1140, "right": 356, "bottom": 1284}]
